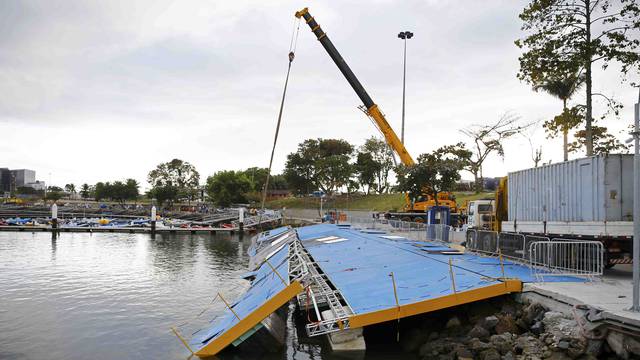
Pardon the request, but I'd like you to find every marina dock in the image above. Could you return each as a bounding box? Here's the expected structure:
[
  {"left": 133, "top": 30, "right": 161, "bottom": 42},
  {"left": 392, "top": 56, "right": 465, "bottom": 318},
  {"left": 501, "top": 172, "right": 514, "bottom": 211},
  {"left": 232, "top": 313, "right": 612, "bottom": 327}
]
[{"left": 184, "top": 222, "right": 604, "bottom": 358}]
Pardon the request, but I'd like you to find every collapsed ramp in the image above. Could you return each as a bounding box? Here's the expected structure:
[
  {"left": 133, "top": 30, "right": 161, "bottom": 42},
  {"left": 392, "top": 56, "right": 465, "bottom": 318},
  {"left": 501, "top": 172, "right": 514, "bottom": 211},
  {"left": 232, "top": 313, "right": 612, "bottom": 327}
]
[
  {"left": 296, "top": 224, "right": 582, "bottom": 331},
  {"left": 188, "top": 234, "right": 303, "bottom": 358},
  {"left": 183, "top": 224, "right": 585, "bottom": 358}
]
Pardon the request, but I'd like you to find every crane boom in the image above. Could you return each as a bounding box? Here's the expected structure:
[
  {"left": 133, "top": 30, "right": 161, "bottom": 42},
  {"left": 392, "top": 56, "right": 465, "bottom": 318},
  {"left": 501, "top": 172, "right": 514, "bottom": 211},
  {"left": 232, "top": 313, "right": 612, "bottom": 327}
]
[{"left": 295, "top": 8, "right": 414, "bottom": 166}]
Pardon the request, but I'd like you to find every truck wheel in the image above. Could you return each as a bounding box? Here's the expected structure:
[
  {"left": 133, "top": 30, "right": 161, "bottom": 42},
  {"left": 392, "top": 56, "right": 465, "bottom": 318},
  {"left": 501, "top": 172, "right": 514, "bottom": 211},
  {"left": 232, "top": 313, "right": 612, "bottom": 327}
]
[{"left": 603, "top": 250, "right": 615, "bottom": 269}]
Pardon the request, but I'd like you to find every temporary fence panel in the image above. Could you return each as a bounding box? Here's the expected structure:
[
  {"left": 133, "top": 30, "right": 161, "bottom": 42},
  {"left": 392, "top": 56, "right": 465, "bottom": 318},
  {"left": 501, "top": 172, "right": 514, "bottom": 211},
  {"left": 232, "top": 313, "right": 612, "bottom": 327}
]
[
  {"left": 528, "top": 239, "right": 604, "bottom": 278},
  {"left": 497, "top": 232, "right": 526, "bottom": 260}
]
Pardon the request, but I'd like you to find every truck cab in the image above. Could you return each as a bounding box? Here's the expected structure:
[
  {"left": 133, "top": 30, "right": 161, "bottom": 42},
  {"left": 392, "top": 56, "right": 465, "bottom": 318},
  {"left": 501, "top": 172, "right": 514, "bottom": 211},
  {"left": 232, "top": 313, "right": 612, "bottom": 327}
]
[{"left": 468, "top": 200, "right": 494, "bottom": 230}]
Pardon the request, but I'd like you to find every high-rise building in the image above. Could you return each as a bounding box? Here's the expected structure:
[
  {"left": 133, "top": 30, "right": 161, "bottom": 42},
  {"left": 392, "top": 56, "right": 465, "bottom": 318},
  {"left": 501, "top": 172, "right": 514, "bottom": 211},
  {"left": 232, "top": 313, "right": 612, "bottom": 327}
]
[
  {"left": 0, "top": 168, "right": 14, "bottom": 193},
  {"left": 11, "top": 169, "right": 36, "bottom": 187}
]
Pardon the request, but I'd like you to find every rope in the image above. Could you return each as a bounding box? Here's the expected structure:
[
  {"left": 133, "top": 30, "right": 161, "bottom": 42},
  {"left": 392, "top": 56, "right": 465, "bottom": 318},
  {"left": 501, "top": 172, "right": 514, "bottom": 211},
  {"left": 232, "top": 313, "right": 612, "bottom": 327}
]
[{"left": 258, "top": 17, "right": 301, "bottom": 230}]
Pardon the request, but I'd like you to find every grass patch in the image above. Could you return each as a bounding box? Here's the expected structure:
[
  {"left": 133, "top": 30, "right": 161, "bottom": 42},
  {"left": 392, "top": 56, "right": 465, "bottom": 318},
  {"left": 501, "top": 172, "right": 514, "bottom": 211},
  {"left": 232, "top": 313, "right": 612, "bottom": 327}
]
[{"left": 267, "top": 191, "right": 495, "bottom": 211}]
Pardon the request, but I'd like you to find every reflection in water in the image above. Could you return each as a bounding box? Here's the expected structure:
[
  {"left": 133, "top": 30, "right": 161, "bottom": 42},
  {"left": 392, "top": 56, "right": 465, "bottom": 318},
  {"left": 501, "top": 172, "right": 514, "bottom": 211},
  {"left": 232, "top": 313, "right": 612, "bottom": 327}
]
[
  {"left": 51, "top": 232, "right": 57, "bottom": 261},
  {"left": 0, "top": 231, "right": 416, "bottom": 360}
]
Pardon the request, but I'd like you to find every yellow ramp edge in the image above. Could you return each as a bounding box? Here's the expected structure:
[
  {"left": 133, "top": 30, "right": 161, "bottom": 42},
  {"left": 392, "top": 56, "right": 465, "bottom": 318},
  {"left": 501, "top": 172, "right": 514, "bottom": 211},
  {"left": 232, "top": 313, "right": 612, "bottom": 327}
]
[
  {"left": 195, "top": 280, "right": 304, "bottom": 358},
  {"left": 349, "top": 279, "right": 522, "bottom": 328}
]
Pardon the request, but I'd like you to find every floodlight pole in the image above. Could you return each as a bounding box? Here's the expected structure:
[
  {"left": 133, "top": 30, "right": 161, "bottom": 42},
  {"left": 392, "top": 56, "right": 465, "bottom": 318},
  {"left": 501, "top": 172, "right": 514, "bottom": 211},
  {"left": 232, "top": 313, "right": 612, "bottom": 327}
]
[
  {"left": 633, "top": 88, "right": 640, "bottom": 311},
  {"left": 398, "top": 31, "right": 413, "bottom": 145}
]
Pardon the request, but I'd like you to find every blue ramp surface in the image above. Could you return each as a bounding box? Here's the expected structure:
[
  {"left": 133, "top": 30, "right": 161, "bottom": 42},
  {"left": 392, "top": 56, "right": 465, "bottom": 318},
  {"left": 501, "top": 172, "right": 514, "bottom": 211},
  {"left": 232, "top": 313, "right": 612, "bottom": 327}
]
[{"left": 296, "top": 224, "right": 582, "bottom": 317}]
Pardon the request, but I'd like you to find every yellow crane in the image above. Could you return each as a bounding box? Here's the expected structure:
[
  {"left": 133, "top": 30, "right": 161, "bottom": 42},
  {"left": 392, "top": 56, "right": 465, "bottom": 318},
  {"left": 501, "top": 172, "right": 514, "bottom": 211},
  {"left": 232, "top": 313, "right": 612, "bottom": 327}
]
[{"left": 295, "top": 8, "right": 457, "bottom": 221}]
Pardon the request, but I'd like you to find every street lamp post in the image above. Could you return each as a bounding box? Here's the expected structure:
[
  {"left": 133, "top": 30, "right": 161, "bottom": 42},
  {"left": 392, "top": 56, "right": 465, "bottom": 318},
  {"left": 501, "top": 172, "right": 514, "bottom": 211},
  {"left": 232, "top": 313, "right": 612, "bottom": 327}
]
[
  {"left": 633, "top": 87, "right": 640, "bottom": 311},
  {"left": 398, "top": 31, "right": 414, "bottom": 145}
]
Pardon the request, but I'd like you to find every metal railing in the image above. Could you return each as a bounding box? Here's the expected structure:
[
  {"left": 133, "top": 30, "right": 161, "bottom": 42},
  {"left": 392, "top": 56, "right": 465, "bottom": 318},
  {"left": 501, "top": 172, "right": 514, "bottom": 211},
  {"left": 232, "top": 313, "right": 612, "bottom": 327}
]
[
  {"left": 528, "top": 239, "right": 604, "bottom": 278},
  {"left": 464, "top": 228, "right": 604, "bottom": 279},
  {"left": 231, "top": 210, "right": 282, "bottom": 228},
  {"left": 466, "top": 229, "right": 498, "bottom": 255},
  {"left": 342, "top": 217, "right": 454, "bottom": 243},
  {"left": 496, "top": 232, "right": 526, "bottom": 259}
]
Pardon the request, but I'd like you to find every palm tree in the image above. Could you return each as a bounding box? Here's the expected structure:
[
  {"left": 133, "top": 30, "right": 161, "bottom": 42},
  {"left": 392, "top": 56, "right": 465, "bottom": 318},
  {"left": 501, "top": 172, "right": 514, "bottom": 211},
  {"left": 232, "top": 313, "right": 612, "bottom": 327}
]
[
  {"left": 64, "top": 183, "right": 76, "bottom": 194},
  {"left": 533, "top": 72, "right": 585, "bottom": 161}
]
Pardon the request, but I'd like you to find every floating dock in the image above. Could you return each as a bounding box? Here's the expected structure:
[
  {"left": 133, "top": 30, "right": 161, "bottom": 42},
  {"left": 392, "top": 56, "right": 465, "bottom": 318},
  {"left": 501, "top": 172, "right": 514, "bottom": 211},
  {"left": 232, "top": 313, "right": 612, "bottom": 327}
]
[{"left": 184, "top": 223, "right": 584, "bottom": 358}]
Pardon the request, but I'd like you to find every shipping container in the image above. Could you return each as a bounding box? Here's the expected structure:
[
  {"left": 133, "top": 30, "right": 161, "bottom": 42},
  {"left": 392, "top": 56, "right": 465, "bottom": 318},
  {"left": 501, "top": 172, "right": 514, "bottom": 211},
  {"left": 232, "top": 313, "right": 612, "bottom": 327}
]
[{"left": 507, "top": 154, "right": 633, "bottom": 223}]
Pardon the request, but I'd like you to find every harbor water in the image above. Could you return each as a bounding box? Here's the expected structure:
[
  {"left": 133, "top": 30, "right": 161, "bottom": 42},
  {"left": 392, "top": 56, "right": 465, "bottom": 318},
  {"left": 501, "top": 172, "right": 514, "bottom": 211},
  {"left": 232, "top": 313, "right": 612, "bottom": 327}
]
[{"left": 0, "top": 232, "right": 415, "bottom": 360}]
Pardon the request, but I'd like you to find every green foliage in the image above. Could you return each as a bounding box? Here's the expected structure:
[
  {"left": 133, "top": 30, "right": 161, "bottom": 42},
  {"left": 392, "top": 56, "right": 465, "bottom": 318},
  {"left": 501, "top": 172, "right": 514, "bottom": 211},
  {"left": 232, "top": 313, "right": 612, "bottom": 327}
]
[
  {"left": 147, "top": 185, "right": 178, "bottom": 207},
  {"left": 516, "top": 0, "right": 640, "bottom": 155},
  {"left": 284, "top": 138, "right": 354, "bottom": 195},
  {"left": 147, "top": 159, "right": 200, "bottom": 203},
  {"left": 395, "top": 144, "right": 468, "bottom": 203},
  {"left": 93, "top": 179, "right": 139, "bottom": 204},
  {"left": 206, "top": 171, "right": 252, "bottom": 207},
  {"left": 240, "top": 167, "right": 289, "bottom": 192},
  {"left": 46, "top": 191, "right": 62, "bottom": 201},
  {"left": 355, "top": 152, "right": 379, "bottom": 194},
  {"left": 80, "top": 183, "right": 91, "bottom": 199},
  {"left": 64, "top": 183, "right": 76, "bottom": 194},
  {"left": 533, "top": 72, "right": 585, "bottom": 104},
  {"left": 16, "top": 186, "right": 43, "bottom": 196},
  {"left": 358, "top": 137, "right": 395, "bottom": 194},
  {"left": 543, "top": 106, "right": 584, "bottom": 138},
  {"left": 47, "top": 186, "right": 63, "bottom": 192},
  {"left": 569, "top": 125, "right": 630, "bottom": 154}
]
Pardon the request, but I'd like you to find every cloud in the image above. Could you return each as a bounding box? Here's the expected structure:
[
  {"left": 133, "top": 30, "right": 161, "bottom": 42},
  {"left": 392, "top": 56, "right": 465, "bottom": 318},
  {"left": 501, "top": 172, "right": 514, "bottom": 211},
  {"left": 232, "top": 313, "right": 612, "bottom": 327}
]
[{"left": 0, "top": 0, "right": 637, "bottom": 189}]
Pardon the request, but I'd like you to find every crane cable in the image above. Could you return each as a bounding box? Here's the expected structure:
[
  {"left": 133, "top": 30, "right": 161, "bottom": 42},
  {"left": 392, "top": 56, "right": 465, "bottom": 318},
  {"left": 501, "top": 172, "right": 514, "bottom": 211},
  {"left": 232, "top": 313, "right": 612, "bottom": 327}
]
[{"left": 258, "top": 17, "right": 301, "bottom": 226}]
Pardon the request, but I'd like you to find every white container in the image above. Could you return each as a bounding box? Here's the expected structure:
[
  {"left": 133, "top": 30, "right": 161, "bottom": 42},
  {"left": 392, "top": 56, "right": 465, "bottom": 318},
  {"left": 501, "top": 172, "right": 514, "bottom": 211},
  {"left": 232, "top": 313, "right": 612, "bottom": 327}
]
[{"left": 507, "top": 154, "right": 633, "bottom": 222}]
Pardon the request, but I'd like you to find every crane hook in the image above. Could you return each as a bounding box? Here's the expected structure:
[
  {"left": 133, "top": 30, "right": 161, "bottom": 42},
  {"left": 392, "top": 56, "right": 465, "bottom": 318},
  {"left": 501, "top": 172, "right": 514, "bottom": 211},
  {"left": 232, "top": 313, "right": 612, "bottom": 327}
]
[{"left": 288, "top": 51, "right": 295, "bottom": 63}]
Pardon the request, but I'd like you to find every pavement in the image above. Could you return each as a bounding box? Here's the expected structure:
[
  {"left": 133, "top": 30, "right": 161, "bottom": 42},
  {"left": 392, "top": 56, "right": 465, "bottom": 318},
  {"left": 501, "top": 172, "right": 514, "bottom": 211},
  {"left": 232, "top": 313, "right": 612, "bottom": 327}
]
[{"left": 525, "top": 264, "right": 640, "bottom": 327}]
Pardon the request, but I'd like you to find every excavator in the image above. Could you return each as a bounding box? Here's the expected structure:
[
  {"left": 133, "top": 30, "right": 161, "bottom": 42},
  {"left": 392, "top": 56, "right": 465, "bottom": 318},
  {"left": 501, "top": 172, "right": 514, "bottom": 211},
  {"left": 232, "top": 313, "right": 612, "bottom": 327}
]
[{"left": 295, "top": 8, "right": 458, "bottom": 222}]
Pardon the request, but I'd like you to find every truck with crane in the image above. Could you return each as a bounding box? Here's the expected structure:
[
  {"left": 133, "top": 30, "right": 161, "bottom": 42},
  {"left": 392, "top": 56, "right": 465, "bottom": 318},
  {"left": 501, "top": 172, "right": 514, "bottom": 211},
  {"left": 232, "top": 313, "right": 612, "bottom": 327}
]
[{"left": 295, "top": 8, "right": 458, "bottom": 224}]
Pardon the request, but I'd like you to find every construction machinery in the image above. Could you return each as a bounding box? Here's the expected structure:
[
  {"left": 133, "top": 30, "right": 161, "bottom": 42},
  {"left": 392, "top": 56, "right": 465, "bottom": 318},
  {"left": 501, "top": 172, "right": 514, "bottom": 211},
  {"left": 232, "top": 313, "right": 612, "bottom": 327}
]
[{"left": 295, "top": 8, "right": 457, "bottom": 222}]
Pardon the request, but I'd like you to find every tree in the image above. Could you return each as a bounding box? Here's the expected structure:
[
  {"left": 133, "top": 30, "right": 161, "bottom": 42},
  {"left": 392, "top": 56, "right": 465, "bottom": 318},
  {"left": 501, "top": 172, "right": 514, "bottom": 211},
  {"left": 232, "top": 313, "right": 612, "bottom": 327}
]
[
  {"left": 516, "top": 0, "right": 640, "bottom": 156},
  {"left": 46, "top": 187, "right": 63, "bottom": 201},
  {"left": 359, "top": 137, "right": 395, "bottom": 194},
  {"left": 64, "top": 183, "right": 76, "bottom": 195},
  {"left": 283, "top": 143, "right": 317, "bottom": 196},
  {"left": 46, "top": 191, "right": 62, "bottom": 202},
  {"left": 569, "top": 125, "right": 629, "bottom": 154},
  {"left": 395, "top": 144, "right": 467, "bottom": 205},
  {"left": 283, "top": 138, "right": 354, "bottom": 195},
  {"left": 533, "top": 72, "right": 585, "bottom": 161},
  {"left": 240, "top": 168, "right": 289, "bottom": 192},
  {"left": 80, "top": 183, "right": 91, "bottom": 199},
  {"left": 206, "top": 171, "right": 252, "bottom": 207},
  {"left": 94, "top": 182, "right": 106, "bottom": 201},
  {"left": 148, "top": 159, "right": 200, "bottom": 203},
  {"left": 355, "top": 152, "right": 379, "bottom": 194},
  {"left": 16, "top": 186, "right": 43, "bottom": 197},
  {"left": 460, "top": 113, "right": 529, "bottom": 192},
  {"left": 148, "top": 185, "right": 178, "bottom": 207},
  {"left": 124, "top": 179, "right": 140, "bottom": 201},
  {"left": 92, "top": 180, "right": 139, "bottom": 204}
]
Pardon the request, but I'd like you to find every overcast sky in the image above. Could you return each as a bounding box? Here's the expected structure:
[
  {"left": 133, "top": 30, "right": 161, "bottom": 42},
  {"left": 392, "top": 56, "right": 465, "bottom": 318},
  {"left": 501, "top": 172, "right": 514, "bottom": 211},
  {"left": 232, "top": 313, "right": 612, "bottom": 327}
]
[{"left": 1, "top": 0, "right": 638, "bottom": 190}]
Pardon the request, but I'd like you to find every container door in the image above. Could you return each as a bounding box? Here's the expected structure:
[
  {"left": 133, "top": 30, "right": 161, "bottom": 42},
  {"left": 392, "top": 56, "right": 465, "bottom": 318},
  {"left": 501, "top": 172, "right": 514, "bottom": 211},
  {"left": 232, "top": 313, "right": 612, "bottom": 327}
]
[{"left": 579, "top": 163, "right": 593, "bottom": 221}]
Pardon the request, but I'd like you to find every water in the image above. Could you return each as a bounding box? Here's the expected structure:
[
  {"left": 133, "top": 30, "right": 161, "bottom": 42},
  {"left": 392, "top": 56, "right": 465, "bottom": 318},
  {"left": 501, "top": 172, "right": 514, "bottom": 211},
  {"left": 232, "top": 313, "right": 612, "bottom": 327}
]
[{"left": 0, "top": 232, "right": 416, "bottom": 360}]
